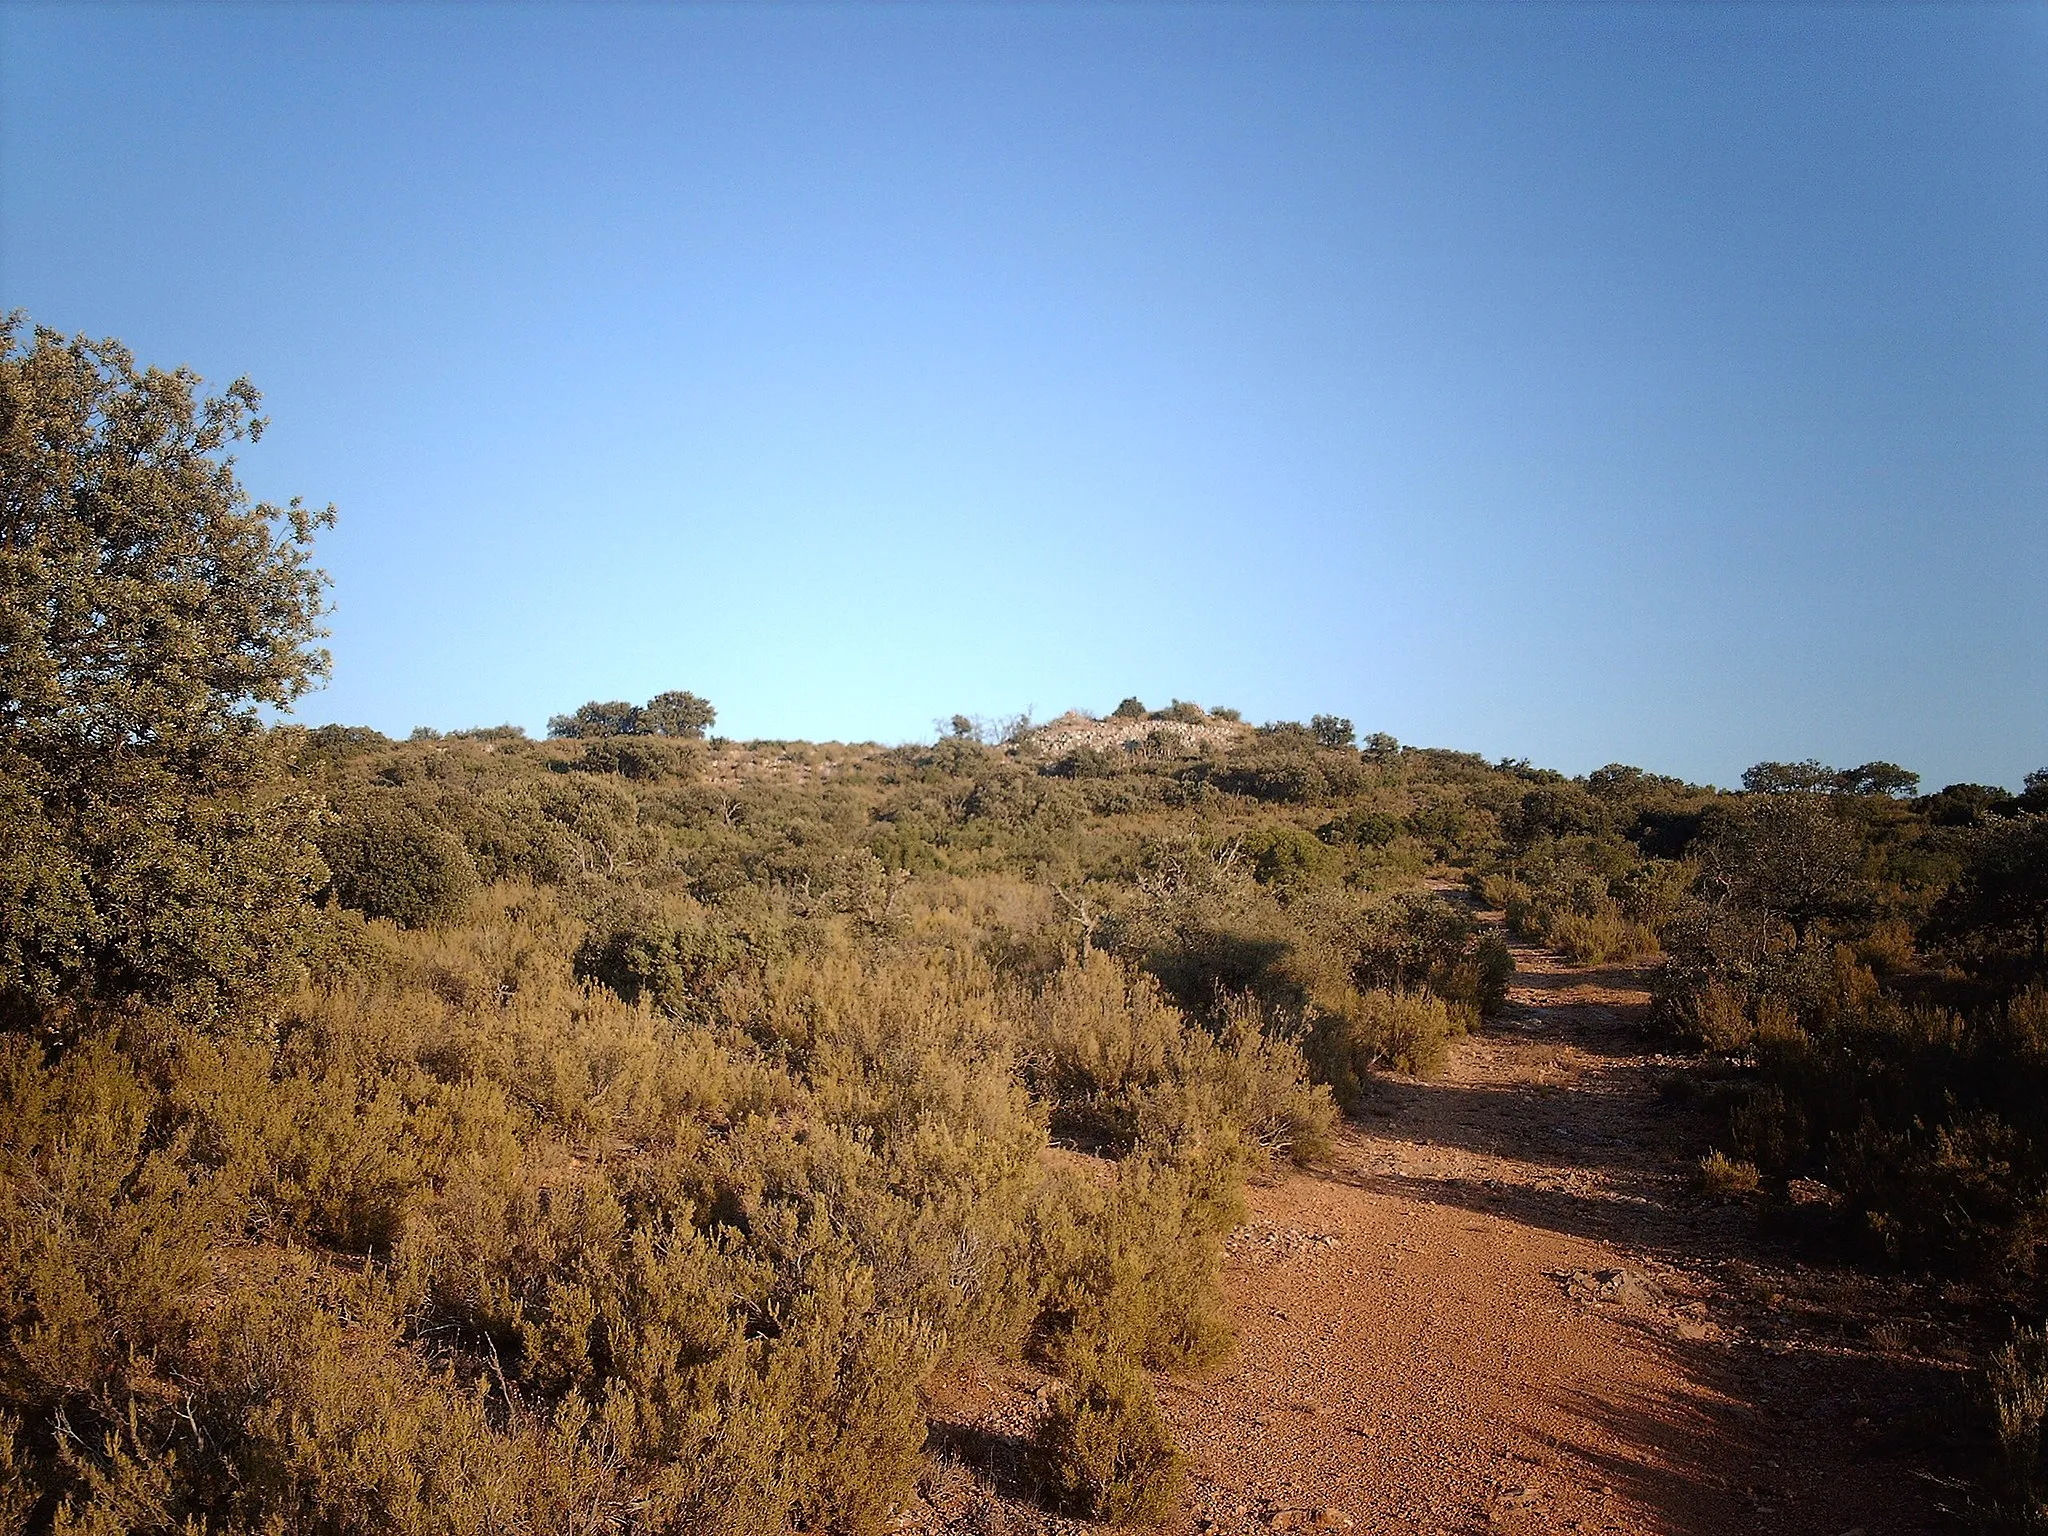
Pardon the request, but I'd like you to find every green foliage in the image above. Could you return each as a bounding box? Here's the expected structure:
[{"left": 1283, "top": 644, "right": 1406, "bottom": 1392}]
[
  {"left": 1310, "top": 714, "right": 1354, "bottom": 750},
  {"left": 1483, "top": 872, "right": 1661, "bottom": 965},
  {"left": 1695, "top": 1150, "right": 1760, "bottom": 1196},
  {"left": 572, "top": 734, "right": 706, "bottom": 782},
  {"left": 0, "top": 319, "right": 332, "bottom": 1034},
  {"left": 1700, "top": 793, "right": 1868, "bottom": 945},
  {"left": 1650, "top": 756, "right": 2048, "bottom": 1300},
  {"left": 547, "top": 698, "right": 641, "bottom": 738},
  {"left": 1036, "top": 1346, "right": 1185, "bottom": 1526},
  {"left": 1027, "top": 950, "right": 1334, "bottom": 1168},
  {"left": 1208, "top": 749, "right": 1361, "bottom": 804},
  {"left": 1928, "top": 815, "right": 2048, "bottom": 984},
  {"left": 28, "top": 364, "right": 1946, "bottom": 1528},
  {"left": 321, "top": 795, "right": 480, "bottom": 927},
  {"left": 1348, "top": 890, "right": 1507, "bottom": 1009},
  {"left": 1112, "top": 697, "right": 1148, "bottom": 719},
  {"left": 1035, "top": 1149, "right": 1242, "bottom": 1372},
  {"left": 547, "top": 689, "right": 716, "bottom": 741},
  {"left": 1242, "top": 824, "right": 1337, "bottom": 889},
  {"left": 641, "top": 689, "right": 717, "bottom": 738},
  {"left": 1323, "top": 809, "right": 1399, "bottom": 848}
]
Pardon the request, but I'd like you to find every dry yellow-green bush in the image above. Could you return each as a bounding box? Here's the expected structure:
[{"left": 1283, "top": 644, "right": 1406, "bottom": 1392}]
[
  {"left": 1032, "top": 1148, "right": 1241, "bottom": 1373},
  {"left": 1695, "top": 1150, "right": 1761, "bottom": 1197},
  {"left": 1035, "top": 1346, "right": 1185, "bottom": 1526},
  {"left": 1027, "top": 950, "right": 1333, "bottom": 1170},
  {"left": 1307, "top": 986, "right": 1467, "bottom": 1101},
  {"left": 1991, "top": 1327, "right": 2048, "bottom": 1523}
]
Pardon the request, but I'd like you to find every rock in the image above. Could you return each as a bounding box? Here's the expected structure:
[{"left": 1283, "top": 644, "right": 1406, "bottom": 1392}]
[{"left": 1557, "top": 1267, "right": 1662, "bottom": 1308}]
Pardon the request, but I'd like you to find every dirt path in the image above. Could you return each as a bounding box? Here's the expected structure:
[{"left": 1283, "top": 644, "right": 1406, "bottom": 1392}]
[
  {"left": 1163, "top": 935, "right": 1960, "bottom": 1536},
  {"left": 917, "top": 933, "right": 1970, "bottom": 1535}
]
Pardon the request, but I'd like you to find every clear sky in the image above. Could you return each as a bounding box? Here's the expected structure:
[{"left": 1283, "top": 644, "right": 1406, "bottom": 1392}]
[{"left": 4, "top": 3, "right": 2043, "bottom": 788}]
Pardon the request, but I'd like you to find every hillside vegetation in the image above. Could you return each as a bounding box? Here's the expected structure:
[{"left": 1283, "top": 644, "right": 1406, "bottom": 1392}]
[{"left": 5, "top": 320, "right": 2047, "bottom": 1531}]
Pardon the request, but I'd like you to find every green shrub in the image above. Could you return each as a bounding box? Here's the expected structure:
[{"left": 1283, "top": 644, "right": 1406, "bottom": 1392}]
[
  {"left": 571, "top": 735, "right": 704, "bottom": 782},
  {"left": 1323, "top": 809, "right": 1400, "bottom": 848},
  {"left": 1210, "top": 751, "right": 1332, "bottom": 804},
  {"left": 1242, "top": 824, "right": 1336, "bottom": 889},
  {"left": 1036, "top": 1347, "right": 1185, "bottom": 1526},
  {"left": 1545, "top": 903, "right": 1659, "bottom": 965},
  {"left": 1483, "top": 868, "right": 1658, "bottom": 965},
  {"left": 321, "top": 796, "right": 479, "bottom": 927},
  {"left": 573, "top": 912, "right": 758, "bottom": 1019},
  {"left": 1036, "top": 1150, "right": 1240, "bottom": 1372}
]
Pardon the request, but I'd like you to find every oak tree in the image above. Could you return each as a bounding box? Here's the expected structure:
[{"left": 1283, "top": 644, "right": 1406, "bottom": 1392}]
[{"left": 0, "top": 319, "right": 332, "bottom": 1033}]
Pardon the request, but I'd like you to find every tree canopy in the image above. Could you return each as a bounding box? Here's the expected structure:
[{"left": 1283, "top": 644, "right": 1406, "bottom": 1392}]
[
  {"left": 548, "top": 689, "right": 716, "bottom": 739},
  {"left": 0, "top": 317, "right": 333, "bottom": 1032}
]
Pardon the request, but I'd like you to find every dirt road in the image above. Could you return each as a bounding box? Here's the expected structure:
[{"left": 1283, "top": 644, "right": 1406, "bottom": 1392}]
[{"left": 918, "top": 934, "right": 1969, "bottom": 1534}]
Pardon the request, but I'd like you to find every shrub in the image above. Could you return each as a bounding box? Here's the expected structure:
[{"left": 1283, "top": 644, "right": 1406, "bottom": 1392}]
[
  {"left": 321, "top": 796, "right": 479, "bottom": 927},
  {"left": 1036, "top": 1150, "right": 1241, "bottom": 1372},
  {"left": 1485, "top": 866, "right": 1660, "bottom": 966},
  {"left": 1695, "top": 1151, "right": 1761, "bottom": 1197},
  {"left": 1308, "top": 987, "right": 1466, "bottom": 1100},
  {"left": 1028, "top": 952, "right": 1332, "bottom": 1171},
  {"left": 1350, "top": 890, "right": 1506, "bottom": 1009},
  {"left": 1990, "top": 1328, "right": 2048, "bottom": 1521},
  {"left": 1243, "top": 824, "right": 1336, "bottom": 889},
  {"left": 1681, "top": 980, "right": 1755, "bottom": 1053},
  {"left": 1323, "top": 810, "right": 1400, "bottom": 848},
  {"left": 1546, "top": 905, "right": 1659, "bottom": 965},
  {"left": 572, "top": 735, "right": 704, "bottom": 782},
  {"left": 1036, "top": 1347, "right": 1185, "bottom": 1526},
  {"left": 1210, "top": 752, "right": 1331, "bottom": 804}
]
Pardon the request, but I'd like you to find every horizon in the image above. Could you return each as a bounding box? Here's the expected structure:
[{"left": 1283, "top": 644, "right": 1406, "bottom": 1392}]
[
  {"left": 5, "top": 3, "right": 2043, "bottom": 789},
  {"left": 346, "top": 701, "right": 1996, "bottom": 801}
]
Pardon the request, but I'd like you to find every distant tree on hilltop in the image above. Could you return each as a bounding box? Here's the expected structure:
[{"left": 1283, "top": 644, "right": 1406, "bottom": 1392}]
[
  {"left": 549, "top": 690, "right": 716, "bottom": 740},
  {"left": 1312, "top": 715, "right": 1356, "bottom": 750},
  {"left": 641, "top": 690, "right": 716, "bottom": 738},
  {"left": 549, "top": 700, "right": 642, "bottom": 738}
]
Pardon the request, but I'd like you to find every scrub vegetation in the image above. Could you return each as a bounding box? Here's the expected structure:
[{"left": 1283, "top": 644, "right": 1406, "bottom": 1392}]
[{"left": 6, "top": 320, "right": 2047, "bottom": 1530}]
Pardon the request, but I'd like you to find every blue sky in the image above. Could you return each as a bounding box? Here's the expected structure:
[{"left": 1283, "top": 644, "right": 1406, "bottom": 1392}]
[{"left": 4, "top": 3, "right": 2043, "bottom": 788}]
